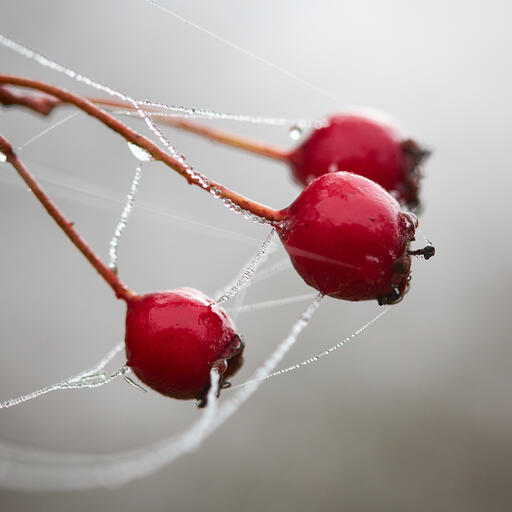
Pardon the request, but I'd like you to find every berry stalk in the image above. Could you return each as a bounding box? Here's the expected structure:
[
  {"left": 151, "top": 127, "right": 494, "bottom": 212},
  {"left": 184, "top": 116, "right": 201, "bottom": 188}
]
[
  {"left": 0, "top": 134, "right": 135, "bottom": 301},
  {"left": 0, "top": 86, "right": 290, "bottom": 162},
  {"left": 90, "top": 97, "right": 290, "bottom": 162},
  {"left": 0, "top": 77, "right": 284, "bottom": 222}
]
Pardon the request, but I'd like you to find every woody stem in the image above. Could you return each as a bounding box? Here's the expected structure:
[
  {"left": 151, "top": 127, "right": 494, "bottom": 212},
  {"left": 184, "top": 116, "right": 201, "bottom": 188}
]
[
  {"left": 90, "top": 97, "right": 291, "bottom": 162},
  {"left": 0, "top": 134, "right": 135, "bottom": 301},
  {"left": 0, "top": 77, "right": 285, "bottom": 223}
]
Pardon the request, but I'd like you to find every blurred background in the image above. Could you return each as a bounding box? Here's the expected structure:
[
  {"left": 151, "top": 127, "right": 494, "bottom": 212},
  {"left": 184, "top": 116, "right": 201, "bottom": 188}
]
[{"left": 0, "top": 0, "right": 511, "bottom": 510}]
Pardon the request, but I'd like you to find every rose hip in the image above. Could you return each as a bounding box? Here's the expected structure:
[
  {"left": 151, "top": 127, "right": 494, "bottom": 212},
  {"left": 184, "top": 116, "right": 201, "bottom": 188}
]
[
  {"left": 125, "top": 288, "right": 244, "bottom": 404},
  {"left": 288, "top": 113, "right": 429, "bottom": 210},
  {"left": 277, "top": 171, "right": 418, "bottom": 304}
]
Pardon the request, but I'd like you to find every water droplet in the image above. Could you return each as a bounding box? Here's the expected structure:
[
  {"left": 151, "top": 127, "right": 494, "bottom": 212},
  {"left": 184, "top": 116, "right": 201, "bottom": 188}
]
[
  {"left": 0, "top": 151, "right": 7, "bottom": 163},
  {"left": 127, "top": 142, "right": 153, "bottom": 162},
  {"left": 328, "top": 163, "right": 338, "bottom": 173},
  {"left": 288, "top": 125, "right": 302, "bottom": 140}
]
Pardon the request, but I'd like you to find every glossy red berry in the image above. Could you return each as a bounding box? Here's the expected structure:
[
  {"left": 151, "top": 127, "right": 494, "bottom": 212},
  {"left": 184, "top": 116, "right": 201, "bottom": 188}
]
[
  {"left": 277, "top": 171, "right": 417, "bottom": 304},
  {"left": 288, "top": 113, "right": 428, "bottom": 210},
  {"left": 124, "top": 288, "right": 243, "bottom": 404}
]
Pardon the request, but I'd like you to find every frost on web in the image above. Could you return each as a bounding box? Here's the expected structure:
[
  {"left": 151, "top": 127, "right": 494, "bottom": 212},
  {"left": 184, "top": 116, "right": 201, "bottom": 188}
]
[
  {"left": 214, "top": 228, "right": 276, "bottom": 306},
  {"left": 0, "top": 33, "right": 319, "bottom": 224},
  {"left": 0, "top": 33, "right": 212, "bottom": 192},
  {"left": 0, "top": 23, "right": 394, "bottom": 492},
  {"left": 108, "top": 162, "right": 144, "bottom": 274},
  {"left": 0, "top": 294, "right": 323, "bottom": 491},
  {"left": 0, "top": 224, "right": 288, "bottom": 411},
  {"left": 0, "top": 343, "right": 125, "bottom": 410}
]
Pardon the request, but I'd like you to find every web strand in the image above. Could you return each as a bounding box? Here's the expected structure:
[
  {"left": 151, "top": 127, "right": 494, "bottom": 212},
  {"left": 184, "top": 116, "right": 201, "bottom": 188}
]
[
  {"left": 0, "top": 159, "right": 259, "bottom": 246},
  {"left": 108, "top": 163, "right": 144, "bottom": 273},
  {"left": 0, "top": 33, "right": 212, "bottom": 193},
  {"left": 214, "top": 229, "right": 275, "bottom": 305},
  {"left": 230, "top": 307, "right": 391, "bottom": 391},
  {"left": 0, "top": 32, "right": 310, "bottom": 223},
  {"left": 141, "top": 0, "right": 344, "bottom": 107},
  {"left": 0, "top": 295, "right": 322, "bottom": 490},
  {"left": 232, "top": 293, "right": 318, "bottom": 314},
  {"left": 0, "top": 16, "right": 380, "bottom": 491},
  {"left": 0, "top": 343, "right": 125, "bottom": 409},
  {"left": 17, "top": 113, "right": 79, "bottom": 150},
  {"left": 133, "top": 100, "right": 319, "bottom": 128}
]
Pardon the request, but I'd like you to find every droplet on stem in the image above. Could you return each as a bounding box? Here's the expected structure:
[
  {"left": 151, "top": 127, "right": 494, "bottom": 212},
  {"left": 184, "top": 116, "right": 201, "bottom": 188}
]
[{"left": 127, "top": 142, "right": 153, "bottom": 162}]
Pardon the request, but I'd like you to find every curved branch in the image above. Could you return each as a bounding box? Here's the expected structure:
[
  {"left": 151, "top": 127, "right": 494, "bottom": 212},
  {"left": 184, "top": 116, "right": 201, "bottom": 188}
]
[
  {"left": 92, "top": 97, "right": 291, "bottom": 162},
  {"left": 0, "top": 134, "right": 134, "bottom": 301},
  {"left": 0, "top": 76, "right": 284, "bottom": 223},
  {"left": 0, "top": 85, "right": 291, "bottom": 162}
]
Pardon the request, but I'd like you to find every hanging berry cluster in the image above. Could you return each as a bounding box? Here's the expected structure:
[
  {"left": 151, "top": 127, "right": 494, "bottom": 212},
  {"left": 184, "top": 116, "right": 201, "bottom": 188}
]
[{"left": 0, "top": 75, "right": 434, "bottom": 408}]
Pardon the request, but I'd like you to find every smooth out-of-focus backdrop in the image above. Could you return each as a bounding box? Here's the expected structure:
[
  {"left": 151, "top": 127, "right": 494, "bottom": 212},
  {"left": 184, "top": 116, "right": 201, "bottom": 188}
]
[{"left": 1, "top": 1, "right": 511, "bottom": 510}]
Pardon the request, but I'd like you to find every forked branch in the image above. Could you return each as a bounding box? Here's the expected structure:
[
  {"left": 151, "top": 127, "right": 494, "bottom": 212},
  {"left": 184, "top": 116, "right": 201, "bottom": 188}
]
[
  {"left": 0, "top": 77, "right": 284, "bottom": 222},
  {"left": 0, "top": 85, "right": 290, "bottom": 162},
  {"left": 90, "top": 97, "right": 291, "bottom": 162}
]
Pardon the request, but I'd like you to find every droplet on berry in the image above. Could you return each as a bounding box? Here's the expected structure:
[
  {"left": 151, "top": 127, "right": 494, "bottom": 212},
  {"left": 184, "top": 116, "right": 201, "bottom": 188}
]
[
  {"left": 288, "top": 113, "right": 429, "bottom": 210},
  {"left": 124, "top": 288, "right": 244, "bottom": 403},
  {"left": 276, "top": 171, "right": 420, "bottom": 304}
]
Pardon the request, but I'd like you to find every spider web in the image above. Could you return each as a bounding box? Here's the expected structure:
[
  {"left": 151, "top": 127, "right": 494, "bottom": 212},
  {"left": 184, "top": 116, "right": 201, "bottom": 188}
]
[{"left": 0, "top": 15, "right": 392, "bottom": 491}]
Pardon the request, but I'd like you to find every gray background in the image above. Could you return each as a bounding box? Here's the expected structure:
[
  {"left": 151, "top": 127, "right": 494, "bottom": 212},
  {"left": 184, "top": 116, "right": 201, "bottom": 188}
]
[{"left": 1, "top": 0, "right": 511, "bottom": 510}]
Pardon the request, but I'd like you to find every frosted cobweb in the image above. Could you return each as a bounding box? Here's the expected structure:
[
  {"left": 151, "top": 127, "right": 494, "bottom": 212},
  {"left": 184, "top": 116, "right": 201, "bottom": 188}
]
[{"left": 0, "top": 19, "right": 396, "bottom": 492}]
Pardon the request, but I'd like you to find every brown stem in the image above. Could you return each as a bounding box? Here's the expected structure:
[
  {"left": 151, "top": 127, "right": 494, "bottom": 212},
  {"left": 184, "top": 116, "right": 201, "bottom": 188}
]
[
  {"left": 91, "top": 97, "right": 291, "bottom": 162},
  {"left": 0, "top": 134, "right": 135, "bottom": 301},
  {"left": 0, "top": 86, "right": 290, "bottom": 162},
  {"left": 0, "top": 77, "right": 285, "bottom": 223}
]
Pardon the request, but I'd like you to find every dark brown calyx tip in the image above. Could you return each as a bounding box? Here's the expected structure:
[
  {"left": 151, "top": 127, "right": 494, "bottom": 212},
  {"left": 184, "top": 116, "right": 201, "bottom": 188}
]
[
  {"left": 400, "top": 138, "right": 432, "bottom": 211},
  {"left": 408, "top": 244, "right": 435, "bottom": 260}
]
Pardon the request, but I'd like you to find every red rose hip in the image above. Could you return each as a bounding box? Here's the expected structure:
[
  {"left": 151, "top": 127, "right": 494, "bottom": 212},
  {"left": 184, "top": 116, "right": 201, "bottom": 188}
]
[
  {"left": 125, "top": 288, "right": 243, "bottom": 404},
  {"left": 289, "top": 113, "right": 428, "bottom": 209},
  {"left": 277, "top": 172, "right": 417, "bottom": 304}
]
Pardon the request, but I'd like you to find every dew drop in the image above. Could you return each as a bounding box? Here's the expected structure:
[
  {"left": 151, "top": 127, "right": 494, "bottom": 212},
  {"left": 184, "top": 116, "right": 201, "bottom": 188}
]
[
  {"left": 127, "top": 142, "right": 153, "bottom": 162},
  {"left": 0, "top": 151, "right": 7, "bottom": 163},
  {"left": 288, "top": 125, "right": 302, "bottom": 140}
]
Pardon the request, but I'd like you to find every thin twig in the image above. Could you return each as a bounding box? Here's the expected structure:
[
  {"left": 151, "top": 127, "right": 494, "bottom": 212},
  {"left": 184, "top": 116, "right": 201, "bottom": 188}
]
[
  {"left": 92, "top": 97, "right": 290, "bottom": 162},
  {"left": 0, "top": 134, "right": 134, "bottom": 301},
  {"left": 0, "top": 77, "right": 284, "bottom": 222}
]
